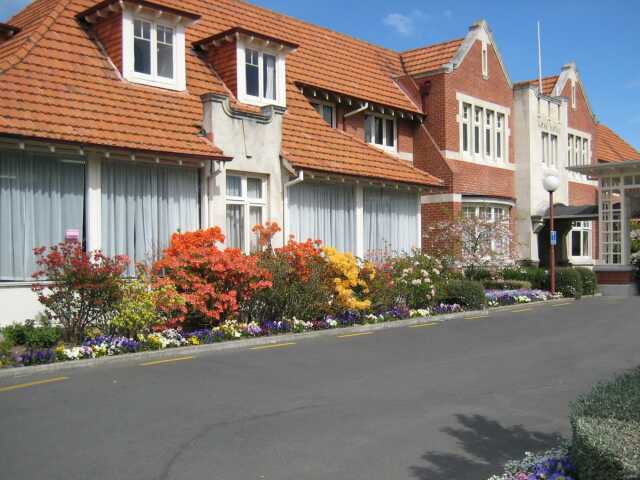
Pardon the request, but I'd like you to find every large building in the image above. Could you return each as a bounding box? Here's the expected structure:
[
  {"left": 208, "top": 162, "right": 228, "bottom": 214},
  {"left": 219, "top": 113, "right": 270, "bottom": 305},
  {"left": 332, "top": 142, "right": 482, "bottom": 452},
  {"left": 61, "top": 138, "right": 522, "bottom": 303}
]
[{"left": 0, "top": 0, "right": 638, "bottom": 323}]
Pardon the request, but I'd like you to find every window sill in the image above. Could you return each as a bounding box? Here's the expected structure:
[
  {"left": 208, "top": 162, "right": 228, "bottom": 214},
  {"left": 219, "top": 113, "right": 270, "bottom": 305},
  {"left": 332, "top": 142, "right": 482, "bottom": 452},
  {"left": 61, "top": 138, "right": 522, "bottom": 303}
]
[{"left": 124, "top": 74, "right": 184, "bottom": 92}]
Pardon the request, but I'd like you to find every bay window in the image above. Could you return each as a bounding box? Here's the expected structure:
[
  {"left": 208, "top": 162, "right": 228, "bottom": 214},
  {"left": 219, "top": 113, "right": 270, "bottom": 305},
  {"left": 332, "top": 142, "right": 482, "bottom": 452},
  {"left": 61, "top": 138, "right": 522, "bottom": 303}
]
[
  {"left": 101, "top": 161, "right": 199, "bottom": 273},
  {"left": 365, "top": 114, "right": 396, "bottom": 152},
  {"left": 0, "top": 150, "right": 85, "bottom": 280},
  {"left": 462, "top": 204, "right": 510, "bottom": 254},
  {"left": 225, "top": 174, "right": 267, "bottom": 253}
]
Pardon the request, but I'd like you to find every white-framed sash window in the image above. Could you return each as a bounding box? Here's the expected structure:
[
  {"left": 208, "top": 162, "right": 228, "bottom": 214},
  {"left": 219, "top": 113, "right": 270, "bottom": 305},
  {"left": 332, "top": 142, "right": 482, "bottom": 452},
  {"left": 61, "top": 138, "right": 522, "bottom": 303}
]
[
  {"left": 458, "top": 95, "right": 509, "bottom": 165},
  {"left": 225, "top": 173, "right": 268, "bottom": 253},
  {"left": 365, "top": 113, "right": 396, "bottom": 152},
  {"left": 236, "top": 37, "right": 286, "bottom": 108},
  {"left": 569, "top": 221, "right": 592, "bottom": 261},
  {"left": 122, "top": 8, "right": 186, "bottom": 91}
]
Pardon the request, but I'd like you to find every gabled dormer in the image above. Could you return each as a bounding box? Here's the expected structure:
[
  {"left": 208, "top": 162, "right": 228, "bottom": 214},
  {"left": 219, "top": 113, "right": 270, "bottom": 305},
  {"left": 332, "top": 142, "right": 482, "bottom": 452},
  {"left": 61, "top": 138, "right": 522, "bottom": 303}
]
[
  {"left": 77, "top": 0, "right": 200, "bottom": 91},
  {"left": 193, "top": 28, "right": 298, "bottom": 109}
]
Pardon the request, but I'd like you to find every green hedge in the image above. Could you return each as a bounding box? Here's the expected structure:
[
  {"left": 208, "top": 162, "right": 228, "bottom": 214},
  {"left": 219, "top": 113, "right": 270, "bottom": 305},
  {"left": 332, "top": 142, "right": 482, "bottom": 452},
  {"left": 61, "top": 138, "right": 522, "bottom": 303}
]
[
  {"left": 569, "top": 367, "right": 640, "bottom": 480},
  {"left": 502, "top": 267, "right": 550, "bottom": 290},
  {"left": 440, "top": 279, "right": 486, "bottom": 310},
  {"left": 575, "top": 267, "right": 598, "bottom": 296},
  {"left": 556, "top": 268, "right": 583, "bottom": 299},
  {"left": 483, "top": 279, "right": 532, "bottom": 291}
]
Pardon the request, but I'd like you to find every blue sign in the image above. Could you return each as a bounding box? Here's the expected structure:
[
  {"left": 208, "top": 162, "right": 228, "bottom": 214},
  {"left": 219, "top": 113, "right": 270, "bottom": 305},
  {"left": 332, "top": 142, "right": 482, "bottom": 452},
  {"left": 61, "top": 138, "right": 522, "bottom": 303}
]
[{"left": 550, "top": 230, "right": 557, "bottom": 246}]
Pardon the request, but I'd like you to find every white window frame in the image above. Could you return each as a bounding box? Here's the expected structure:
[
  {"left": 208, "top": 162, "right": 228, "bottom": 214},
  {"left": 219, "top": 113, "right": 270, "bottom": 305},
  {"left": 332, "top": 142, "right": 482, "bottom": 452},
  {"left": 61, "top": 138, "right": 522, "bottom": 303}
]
[
  {"left": 225, "top": 173, "right": 268, "bottom": 253},
  {"left": 462, "top": 203, "right": 510, "bottom": 253},
  {"left": 541, "top": 131, "right": 558, "bottom": 168},
  {"left": 122, "top": 9, "right": 186, "bottom": 91},
  {"left": 462, "top": 103, "right": 471, "bottom": 153},
  {"left": 569, "top": 220, "right": 593, "bottom": 262},
  {"left": 365, "top": 113, "right": 397, "bottom": 153},
  {"left": 236, "top": 37, "right": 287, "bottom": 108},
  {"left": 566, "top": 129, "right": 592, "bottom": 182},
  {"left": 457, "top": 94, "right": 510, "bottom": 166},
  {"left": 310, "top": 100, "right": 336, "bottom": 128}
]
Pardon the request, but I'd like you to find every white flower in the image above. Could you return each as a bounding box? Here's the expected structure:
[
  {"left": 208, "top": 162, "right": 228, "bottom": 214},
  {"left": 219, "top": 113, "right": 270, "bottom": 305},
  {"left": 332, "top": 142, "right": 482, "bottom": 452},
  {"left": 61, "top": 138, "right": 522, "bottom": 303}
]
[{"left": 411, "top": 279, "right": 422, "bottom": 286}]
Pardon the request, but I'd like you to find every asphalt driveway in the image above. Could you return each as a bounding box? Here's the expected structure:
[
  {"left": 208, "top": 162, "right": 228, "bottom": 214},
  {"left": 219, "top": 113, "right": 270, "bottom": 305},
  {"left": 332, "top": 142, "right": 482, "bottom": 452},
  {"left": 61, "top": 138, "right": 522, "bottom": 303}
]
[{"left": 1, "top": 296, "right": 639, "bottom": 480}]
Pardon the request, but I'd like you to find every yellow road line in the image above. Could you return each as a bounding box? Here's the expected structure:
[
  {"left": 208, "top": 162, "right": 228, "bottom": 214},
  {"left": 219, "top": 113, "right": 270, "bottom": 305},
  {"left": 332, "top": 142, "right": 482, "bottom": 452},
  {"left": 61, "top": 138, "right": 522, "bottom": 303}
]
[
  {"left": 512, "top": 307, "right": 533, "bottom": 313},
  {"left": 409, "top": 322, "right": 440, "bottom": 329},
  {"left": 337, "top": 332, "right": 374, "bottom": 339},
  {"left": 249, "top": 342, "right": 296, "bottom": 351},
  {"left": 140, "top": 356, "right": 194, "bottom": 367},
  {"left": 0, "top": 376, "right": 68, "bottom": 394},
  {"left": 551, "top": 302, "right": 574, "bottom": 308},
  {"left": 465, "top": 315, "right": 489, "bottom": 320}
]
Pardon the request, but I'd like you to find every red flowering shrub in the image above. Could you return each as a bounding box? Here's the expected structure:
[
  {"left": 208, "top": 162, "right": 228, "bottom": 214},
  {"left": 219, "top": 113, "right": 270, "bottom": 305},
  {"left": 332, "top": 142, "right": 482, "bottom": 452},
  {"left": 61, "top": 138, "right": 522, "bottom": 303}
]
[
  {"left": 246, "top": 228, "right": 335, "bottom": 322},
  {"left": 32, "top": 241, "right": 130, "bottom": 344},
  {"left": 253, "top": 222, "right": 282, "bottom": 250},
  {"left": 153, "top": 227, "right": 272, "bottom": 328}
]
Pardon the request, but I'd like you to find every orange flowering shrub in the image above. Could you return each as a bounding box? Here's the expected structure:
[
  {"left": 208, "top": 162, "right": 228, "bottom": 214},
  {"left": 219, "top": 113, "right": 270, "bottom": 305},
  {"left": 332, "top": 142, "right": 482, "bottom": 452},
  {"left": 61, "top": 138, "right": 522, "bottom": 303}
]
[
  {"left": 153, "top": 227, "right": 272, "bottom": 328},
  {"left": 253, "top": 221, "right": 282, "bottom": 250}
]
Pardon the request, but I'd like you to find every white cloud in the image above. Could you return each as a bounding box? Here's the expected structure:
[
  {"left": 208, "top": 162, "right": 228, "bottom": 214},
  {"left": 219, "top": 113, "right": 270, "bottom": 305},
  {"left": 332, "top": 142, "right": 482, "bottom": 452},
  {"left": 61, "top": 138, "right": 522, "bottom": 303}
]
[{"left": 383, "top": 13, "right": 415, "bottom": 35}]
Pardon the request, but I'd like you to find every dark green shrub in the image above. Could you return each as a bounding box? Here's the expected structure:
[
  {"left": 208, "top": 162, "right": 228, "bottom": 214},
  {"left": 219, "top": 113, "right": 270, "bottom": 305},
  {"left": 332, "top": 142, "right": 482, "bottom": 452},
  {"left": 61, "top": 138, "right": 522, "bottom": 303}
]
[
  {"left": 556, "top": 268, "right": 583, "bottom": 299},
  {"left": 0, "top": 335, "right": 14, "bottom": 368},
  {"left": 464, "top": 266, "right": 494, "bottom": 282},
  {"left": 575, "top": 267, "right": 598, "bottom": 296},
  {"left": 2, "top": 318, "right": 62, "bottom": 349},
  {"left": 439, "top": 279, "right": 486, "bottom": 310},
  {"left": 502, "top": 266, "right": 550, "bottom": 290},
  {"left": 483, "top": 279, "right": 532, "bottom": 290},
  {"left": 569, "top": 367, "right": 640, "bottom": 480}
]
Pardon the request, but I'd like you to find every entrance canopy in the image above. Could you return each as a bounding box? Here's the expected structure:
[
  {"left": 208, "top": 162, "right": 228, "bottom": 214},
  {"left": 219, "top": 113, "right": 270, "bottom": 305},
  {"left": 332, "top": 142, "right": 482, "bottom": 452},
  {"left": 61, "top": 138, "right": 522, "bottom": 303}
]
[
  {"left": 543, "top": 204, "right": 598, "bottom": 221},
  {"left": 569, "top": 161, "right": 640, "bottom": 267}
]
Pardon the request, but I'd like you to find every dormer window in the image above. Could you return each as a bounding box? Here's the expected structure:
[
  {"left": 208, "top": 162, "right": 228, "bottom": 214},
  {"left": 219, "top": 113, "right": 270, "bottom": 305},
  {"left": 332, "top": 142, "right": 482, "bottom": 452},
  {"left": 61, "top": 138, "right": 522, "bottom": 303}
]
[
  {"left": 193, "top": 28, "right": 297, "bottom": 109},
  {"left": 125, "top": 13, "right": 185, "bottom": 90},
  {"left": 365, "top": 113, "right": 396, "bottom": 152},
  {"left": 311, "top": 100, "right": 336, "bottom": 127},
  {"left": 238, "top": 43, "right": 284, "bottom": 106},
  {"left": 77, "top": 0, "right": 199, "bottom": 92}
]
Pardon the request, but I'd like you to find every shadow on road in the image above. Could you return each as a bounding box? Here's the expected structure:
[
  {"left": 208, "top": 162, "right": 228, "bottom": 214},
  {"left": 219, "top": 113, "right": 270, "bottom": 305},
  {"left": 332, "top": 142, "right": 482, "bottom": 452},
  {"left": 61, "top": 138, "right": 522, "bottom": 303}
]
[{"left": 409, "top": 414, "right": 563, "bottom": 480}]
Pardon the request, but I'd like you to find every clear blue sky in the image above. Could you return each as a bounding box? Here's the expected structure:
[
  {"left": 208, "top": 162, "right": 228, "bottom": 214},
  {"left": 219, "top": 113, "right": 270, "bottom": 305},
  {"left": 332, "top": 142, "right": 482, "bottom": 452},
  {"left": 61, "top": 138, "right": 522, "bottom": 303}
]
[{"left": 2, "top": 0, "right": 638, "bottom": 149}]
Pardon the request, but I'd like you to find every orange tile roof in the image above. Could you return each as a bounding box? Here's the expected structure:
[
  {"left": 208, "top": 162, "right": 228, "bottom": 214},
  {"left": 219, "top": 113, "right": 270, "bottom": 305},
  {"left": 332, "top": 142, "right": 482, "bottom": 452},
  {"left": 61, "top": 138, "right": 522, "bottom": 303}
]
[
  {"left": 400, "top": 38, "right": 464, "bottom": 76},
  {"left": 596, "top": 124, "right": 640, "bottom": 163},
  {"left": 514, "top": 76, "right": 558, "bottom": 96},
  {"left": 0, "top": 0, "right": 443, "bottom": 184}
]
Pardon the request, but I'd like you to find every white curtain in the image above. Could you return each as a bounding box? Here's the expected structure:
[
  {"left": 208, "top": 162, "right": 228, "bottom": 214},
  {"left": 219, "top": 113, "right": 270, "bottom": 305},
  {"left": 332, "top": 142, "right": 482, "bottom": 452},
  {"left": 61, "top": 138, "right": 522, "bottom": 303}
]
[
  {"left": 0, "top": 151, "right": 85, "bottom": 280},
  {"left": 101, "top": 161, "right": 199, "bottom": 272},
  {"left": 288, "top": 182, "right": 355, "bottom": 253},
  {"left": 263, "top": 54, "right": 276, "bottom": 100},
  {"left": 364, "top": 187, "right": 419, "bottom": 256},
  {"left": 225, "top": 204, "right": 244, "bottom": 250}
]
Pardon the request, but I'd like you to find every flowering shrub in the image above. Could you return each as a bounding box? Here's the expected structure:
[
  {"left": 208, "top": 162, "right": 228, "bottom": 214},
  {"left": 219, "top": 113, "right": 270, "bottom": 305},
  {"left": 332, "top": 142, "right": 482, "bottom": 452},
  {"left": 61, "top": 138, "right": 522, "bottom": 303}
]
[
  {"left": 32, "top": 241, "right": 129, "bottom": 344},
  {"left": 153, "top": 227, "right": 271, "bottom": 328},
  {"left": 322, "top": 247, "right": 374, "bottom": 311},
  {"left": 391, "top": 250, "right": 444, "bottom": 309},
  {"left": 112, "top": 268, "right": 185, "bottom": 337},
  {"left": 247, "top": 233, "right": 335, "bottom": 323}
]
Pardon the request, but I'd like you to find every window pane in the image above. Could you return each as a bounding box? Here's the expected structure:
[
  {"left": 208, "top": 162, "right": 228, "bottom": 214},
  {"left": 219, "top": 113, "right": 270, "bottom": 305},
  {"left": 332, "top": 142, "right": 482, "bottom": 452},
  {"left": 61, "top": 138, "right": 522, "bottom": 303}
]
[
  {"left": 226, "top": 175, "right": 242, "bottom": 197},
  {"left": 245, "top": 49, "right": 259, "bottom": 97},
  {"left": 496, "top": 131, "right": 502, "bottom": 158},
  {"left": 583, "top": 231, "right": 590, "bottom": 256},
  {"left": 133, "top": 20, "right": 151, "bottom": 75},
  {"left": 311, "top": 102, "right": 320, "bottom": 113},
  {"left": 463, "top": 124, "right": 469, "bottom": 152},
  {"left": 263, "top": 53, "right": 276, "bottom": 100},
  {"left": 375, "top": 117, "right": 383, "bottom": 145},
  {"left": 249, "top": 206, "right": 263, "bottom": 252},
  {"left": 0, "top": 152, "right": 85, "bottom": 280},
  {"left": 156, "top": 25, "right": 174, "bottom": 79},
  {"left": 247, "top": 178, "right": 262, "bottom": 200},
  {"left": 385, "top": 119, "right": 395, "bottom": 147},
  {"left": 572, "top": 231, "right": 581, "bottom": 256},
  {"left": 322, "top": 105, "right": 333, "bottom": 126},
  {"left": 364, "top": 115, "right": 372, "bottom": 143},
  {"left": 226, "top": 205, "right": 244, "bottom": 250}
]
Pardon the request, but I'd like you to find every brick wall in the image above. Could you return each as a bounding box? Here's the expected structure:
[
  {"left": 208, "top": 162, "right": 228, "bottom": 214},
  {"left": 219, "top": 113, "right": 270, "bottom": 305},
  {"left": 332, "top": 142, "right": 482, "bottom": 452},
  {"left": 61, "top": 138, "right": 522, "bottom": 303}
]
[
  {"left": 414, "top": 124, "right": 453, "bottom": 191},
  {"left": 207, "top": 40, "right": 237, "bottom": 97},
  {"left": 421, "top": 201, "right": 462, "bottom": 252},
  {"left": 93, "top": 12, "right": 122, "bottom": 73},
  {"left": 562, "top": 80, "right": 597, "bottom": 165},
  {"left": 342, "top": 109, "right": 365, "bottom": 141},
  {"left": 450, "top": 160, "right": 515, "bottom": 198},
  {"left": 397, "top": 119, "right": 415, "bottom": 156},
  {"left": 568, "top": 181, "right": 597, "bottom": 206}
]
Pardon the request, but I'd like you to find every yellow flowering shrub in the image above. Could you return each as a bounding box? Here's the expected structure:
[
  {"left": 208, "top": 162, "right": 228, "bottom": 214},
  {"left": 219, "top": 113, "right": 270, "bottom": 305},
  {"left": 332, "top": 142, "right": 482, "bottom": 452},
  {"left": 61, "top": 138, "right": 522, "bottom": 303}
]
[{"left": 322, "top": 247, "right": 374, "bottom": 311}]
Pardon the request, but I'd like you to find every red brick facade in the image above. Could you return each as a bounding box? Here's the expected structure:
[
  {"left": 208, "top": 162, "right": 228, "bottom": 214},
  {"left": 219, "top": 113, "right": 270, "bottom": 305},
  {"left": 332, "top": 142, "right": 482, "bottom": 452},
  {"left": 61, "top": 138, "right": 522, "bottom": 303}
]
[{"left": 206, "top": 40, "right": 238, "bottom": 98}]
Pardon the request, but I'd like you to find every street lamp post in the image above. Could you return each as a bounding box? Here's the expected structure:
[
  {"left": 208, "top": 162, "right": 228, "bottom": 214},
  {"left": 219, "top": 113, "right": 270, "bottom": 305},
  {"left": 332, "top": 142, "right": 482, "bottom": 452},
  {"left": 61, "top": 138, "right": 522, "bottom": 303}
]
[{"left": 543, "top": 175, "right": 560, "bottom": 295}]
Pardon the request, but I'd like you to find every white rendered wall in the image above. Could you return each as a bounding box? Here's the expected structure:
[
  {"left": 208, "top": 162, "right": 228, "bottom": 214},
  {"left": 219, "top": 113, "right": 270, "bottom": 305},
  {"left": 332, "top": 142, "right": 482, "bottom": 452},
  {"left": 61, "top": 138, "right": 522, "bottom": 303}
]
[{"left": 0, "top": 285, "right": 44, "bottom": 327}]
